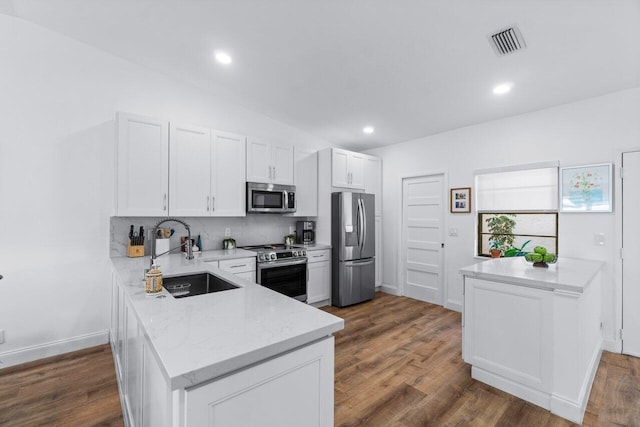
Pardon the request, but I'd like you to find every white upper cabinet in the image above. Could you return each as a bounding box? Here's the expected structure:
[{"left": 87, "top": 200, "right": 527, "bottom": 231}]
[
  {"left": 331, "top": 148, "right": 365, "bottom": 190},
  {"left": 290, "top": 147, "right": 318, "bottom": 217},
  {"left": 364, "top": 155, "right": 382, "bottom": 217},
  {"left": 170, "top": 123, "right": 247, "bottom": 217},
  {"left": 246, "top": 138, "right": 294, "bottom": 185},
  {"left": 211, "top": 131, "right": 246, "bottom": 216},
  {"left": 169, "top": 122, "right": 211, "bottom": 217},
  {"left": 116, "top": 112, "right": 169, "bottom": 217}
]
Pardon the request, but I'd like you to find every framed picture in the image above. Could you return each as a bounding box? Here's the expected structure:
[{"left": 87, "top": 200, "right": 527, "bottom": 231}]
[
  {"left": 560, "top": 163, "right": 613, "bottom": 212},
  {"left": 450, "top": 187, "right": 471, "bottom": 213}
]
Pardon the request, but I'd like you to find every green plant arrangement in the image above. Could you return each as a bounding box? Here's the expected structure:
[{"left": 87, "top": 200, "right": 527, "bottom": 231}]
[
  {"left": 503, "top": 240, "right": 531, "bottom": 257},
  {"left": 486, "top": 214, "right": 516, "bottom": 257}
]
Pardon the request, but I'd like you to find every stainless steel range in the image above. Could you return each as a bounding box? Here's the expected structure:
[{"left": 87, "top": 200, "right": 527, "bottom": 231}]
[{"left": 242, "top": 244, "right": 307, "bottom": 302}]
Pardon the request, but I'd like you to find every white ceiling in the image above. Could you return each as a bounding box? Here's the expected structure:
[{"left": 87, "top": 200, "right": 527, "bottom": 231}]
[{"left": 5, "top": 0, "right": 640, "bottom": 151}]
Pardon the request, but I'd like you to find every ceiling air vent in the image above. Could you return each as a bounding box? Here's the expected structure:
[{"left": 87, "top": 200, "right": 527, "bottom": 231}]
[{"left": 489, "top": 25, "right": 526, "bottom": 56}]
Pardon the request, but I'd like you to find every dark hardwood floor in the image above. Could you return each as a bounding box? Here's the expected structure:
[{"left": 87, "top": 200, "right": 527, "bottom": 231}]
[
  {"left": 322, "top": 292, "right": 640, "bottom": 427},
  {"left": 1, "top": 293, "right": 638, "bottom": 426},
  {"left": 0, "top": 344, "right": 123, "bottom": 426}
]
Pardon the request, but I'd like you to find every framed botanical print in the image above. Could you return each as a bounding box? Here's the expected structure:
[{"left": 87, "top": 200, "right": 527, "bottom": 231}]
[{"left": 560, "top": 163, "right": 613, "bottom": 212}]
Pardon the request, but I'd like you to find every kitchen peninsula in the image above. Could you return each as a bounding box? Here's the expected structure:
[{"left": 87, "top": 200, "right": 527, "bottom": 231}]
[
  {"left": 460, "top": 257, "right": 603, "bottom": 424},
  {"left": 110, "top": 250, "right": 344, "bottom": 427}
]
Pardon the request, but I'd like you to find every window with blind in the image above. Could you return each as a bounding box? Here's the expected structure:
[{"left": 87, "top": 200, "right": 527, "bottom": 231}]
[{"left": 475, "top": 163, "right": 559, "bottom": 257}]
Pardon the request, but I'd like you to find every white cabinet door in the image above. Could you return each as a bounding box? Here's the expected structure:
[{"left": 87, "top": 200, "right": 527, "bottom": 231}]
[
  {"left": 291, "top": 148, "right": 318, "bottom": 217},
  {"left": 169, "top": 123, "right": 211, "bottom": 217},
  {"left": 331, "top": 148, "right": 365, "bottom": 190},
  {"left": 235, "top": 270, "right": 256, "bottom": 283},
  {"left": 185, "top": 338, "right": 334, "bottom": 427},
  {"left": 124, "top": 302, "right": 144, "bottom": 427},
  {"left": 364, "top": 156, "right": 382, "bottom": 217},
  {"left": 375, "top": 216, "right": 382, "bottom": 288},
  {"left": 246, "top": 138, "right": 271, "bottom": 183},
  {"left": 116, "top": 112, "right": 169, "bottom": 216},
  {"left": 307, "top": 260, "right": 331, "bottom": 304},
  {"left": 332, "top": 148, "right": 350, "bottom": 188},
  {"left": 271, "top": 143, "right": 294, "bottom": 185},
  {"left": 247, "top": 138, "right": 294, "bottom": 185},
  {"left": 212, "top": 131, "right": 246, "bottom": 216},
  {"left": 349, "top": 152, "right": 366, "bottom": 190}
]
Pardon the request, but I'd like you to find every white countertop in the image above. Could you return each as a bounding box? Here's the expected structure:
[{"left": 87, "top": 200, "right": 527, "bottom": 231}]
[
  {"left": 111, "top": 250, "right": 344, "bottom": 390},
  {"left": 459, "top": 257, "right": 603, "bottom": 293},
  {"left": 294, "top": 242, "right": 332, "bottom": 250}
]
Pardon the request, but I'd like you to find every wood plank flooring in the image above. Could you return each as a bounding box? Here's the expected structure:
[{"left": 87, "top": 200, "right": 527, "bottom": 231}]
[
  {"left": 322, "top": 292, "right": 640, "bottom": 427},
  {"left": 1, "top": 293, "right": 639, "bottom": 426},
  {"left": 0, "top": 344, "right": 123, "bottom": 426}
]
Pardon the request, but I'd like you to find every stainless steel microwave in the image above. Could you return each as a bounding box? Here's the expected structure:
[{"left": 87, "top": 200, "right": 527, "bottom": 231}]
[{"left": 246, "top": 182, "right": 296, "bottom": 213}]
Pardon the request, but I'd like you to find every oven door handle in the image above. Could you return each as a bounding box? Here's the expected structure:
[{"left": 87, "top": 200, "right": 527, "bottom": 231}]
[{"left": 259, "top": 258, "right": 307, "bottom": 268}]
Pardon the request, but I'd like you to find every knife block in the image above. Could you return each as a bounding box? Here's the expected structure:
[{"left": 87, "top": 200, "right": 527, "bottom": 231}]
[{"left": 127, "top": 241, "right": 145, "bottom": 258}]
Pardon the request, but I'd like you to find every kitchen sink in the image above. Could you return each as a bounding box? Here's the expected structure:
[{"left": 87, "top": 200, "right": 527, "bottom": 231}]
[{"left": 163, "top": 272, "right": 239, "bottom": 298}]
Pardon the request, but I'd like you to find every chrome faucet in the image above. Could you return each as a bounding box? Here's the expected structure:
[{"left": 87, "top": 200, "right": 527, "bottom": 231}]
[{"left": 150, "top": 217, "right": 194, "bottom": 268}]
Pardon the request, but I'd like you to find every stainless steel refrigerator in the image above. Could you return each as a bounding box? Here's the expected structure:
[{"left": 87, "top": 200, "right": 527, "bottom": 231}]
[{"left": 332, "top": 192, "right": 375, "bottom": 307}]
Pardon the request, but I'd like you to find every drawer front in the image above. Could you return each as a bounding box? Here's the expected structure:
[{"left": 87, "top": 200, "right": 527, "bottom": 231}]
[
  {"left": 307, "top": 249, "right": 331, "bottom": 264},
  {"left": 219, "top": 257, "right": 256, "bottom": 274}
]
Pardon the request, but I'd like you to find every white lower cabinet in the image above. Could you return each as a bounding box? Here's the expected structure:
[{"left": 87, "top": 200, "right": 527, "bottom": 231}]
[
  {"left": 307, "top": 249, "right": 331, "bottom": 305},
  {"left": 112, "top": 270, "right": 334, "bottom": 427},
  {"left": 185, "top": 337, "right": 334, "bottom": 427},
  {"left": 216, "top": 257, "right": 256, "bottom": 283}
]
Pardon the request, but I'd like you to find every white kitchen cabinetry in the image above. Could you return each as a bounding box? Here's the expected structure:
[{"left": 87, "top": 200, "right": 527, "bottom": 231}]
[
  {"left": 246, "top": 138, "right": 294, "bottom": 185},
  {"left": 307, "top": 249, "right": 331, "bottom": 306},
  {"left": 375, "top": 217, "right": 382, "bottom": 287},
  {"left": 218, "top": 257, "right": 256, "bottom": 283},
  {"left": 460, "top": 259, "right": 603, "bottom": 424},
  {"left": 332, "top": 148, "right": 365, "bottom": 190},
  {"left": 116, "top": 112, "right": 169, "bottom": 216},
  {"left": 289, "top": 147, "right": 318, "bottom": 217},
  {"left": 364, "top": 155, "right": 382, "bottom": 217},
  {"left": 170, "top": 124, "right": 246, "bottom": 217},
  {"left": 186, "top": 337, "right": 334, "bottom": 427}
]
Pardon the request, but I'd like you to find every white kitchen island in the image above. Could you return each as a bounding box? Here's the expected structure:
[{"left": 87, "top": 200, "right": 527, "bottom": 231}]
[
  {"left": 460, "top": 257, "right": 603, "bottom": 424},
  {"left": 110, "top": 250, "right": 344, "bottom": 427}
]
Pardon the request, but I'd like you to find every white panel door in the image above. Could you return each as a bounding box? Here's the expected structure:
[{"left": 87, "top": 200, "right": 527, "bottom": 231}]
[
  {"left": 116, "top": 113, "right": 169, "bottom": 216},
  {"left": 169, "top": 123, "right": 211, "bottom": 216},
  {"left": 212, "top": 131, "right": 246, "bottom": 216},
  {"left": 402, "top": 175, "right": 444, "bottom": 305},
  {"left": 623, "top": 151, "right": 640, "bottom": 356},
  {"left": 246, "top": 138, "right": 271, "bottom": 183}
]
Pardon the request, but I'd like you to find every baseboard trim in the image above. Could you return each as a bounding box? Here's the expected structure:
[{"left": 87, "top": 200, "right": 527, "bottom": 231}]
[
  {"left": 602, "top": 338, "right": 621, "bottom": 353},
  {"left": 0, "top": 330, "right": 109, "bottom": 369},
  {"left": 380, "top": 284, "right": 400, "bottom": 296},
  {"left": 445, "top": 300, "right": 462, "bottom": 312},
  {"left": 472, "top": 366, "right": 550, "bottom": 410},
  {"left": 550, "top": 343, "right": 602, "bottom": 424}
]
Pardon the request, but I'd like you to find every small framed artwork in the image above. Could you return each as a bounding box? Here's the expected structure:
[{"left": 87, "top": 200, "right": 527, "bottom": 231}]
[
  {"left": 560, "top": 163, "right": 613, "bottom": 212},
  {"left": 450, "top": 187, "right": 471, "bottom": 213}
]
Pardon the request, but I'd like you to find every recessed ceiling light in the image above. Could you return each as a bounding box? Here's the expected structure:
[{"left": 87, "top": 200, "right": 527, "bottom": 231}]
[
  {"left": 493, "top": 83, "right": 513, "bottom": 95},
  {"left": 363, "top": 126, "right": 374, "bottom": 134},
  {"left": 214, "top": 50, "right": 232, "bottom": 65}
]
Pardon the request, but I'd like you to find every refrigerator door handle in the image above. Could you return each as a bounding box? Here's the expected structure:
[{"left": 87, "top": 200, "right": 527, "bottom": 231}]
[
  {"left": 360, "top": 198, "right": 367, "bottom": 252},
  {"left": 344, "top": 259, "right": 375, "bottom": 267}
]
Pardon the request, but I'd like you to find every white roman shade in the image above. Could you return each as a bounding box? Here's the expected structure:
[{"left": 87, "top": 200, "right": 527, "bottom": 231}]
[{"left": 475, "top": 162, "right": 559, "bottom": 211}]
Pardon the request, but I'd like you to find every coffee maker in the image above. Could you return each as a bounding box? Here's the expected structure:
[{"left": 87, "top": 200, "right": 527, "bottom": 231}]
[{"left": 296, "top": 221, "right": 315, "bottom": 245}]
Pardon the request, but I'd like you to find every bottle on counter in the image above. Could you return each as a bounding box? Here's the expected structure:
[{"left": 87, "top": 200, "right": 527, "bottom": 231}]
[{"left": 145, "top": 264, "right": 163, "bottom": 294}]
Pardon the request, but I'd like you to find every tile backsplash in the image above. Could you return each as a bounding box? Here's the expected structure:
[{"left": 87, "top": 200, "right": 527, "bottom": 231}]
[{"left": 110, "top": 215, "right": 303, "bottom": 257}]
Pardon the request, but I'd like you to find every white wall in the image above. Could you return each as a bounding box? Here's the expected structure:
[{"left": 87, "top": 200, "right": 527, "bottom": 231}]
[
  {"left": 367, "top": 87, "right": 640, "bottom": 348},
  {"left": 0, "top": 15, "right": 330, "bottom": 367}
]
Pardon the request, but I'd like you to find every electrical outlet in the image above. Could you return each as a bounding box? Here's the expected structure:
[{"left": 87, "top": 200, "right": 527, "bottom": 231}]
[
  {"left": 0, "top": 330, "right": 4, "bottom": 344},
  {"left": 289, "top": 226, "right": 296, "bottom": 235},
  {"left": 594, "top": 233, "right": 605, "bottom": 246},
  {"left": 225, "top": 228, "right": 231, "bottom": 237}
]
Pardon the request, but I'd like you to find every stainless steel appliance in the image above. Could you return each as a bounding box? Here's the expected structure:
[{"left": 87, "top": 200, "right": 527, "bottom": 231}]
[
  {"left": 246, "top": 182, "right": 296, "bottom": 214},
  {"left": 332, "top": 192, "right": 375, "bottom": 307},
  {"left": 296, "top": 221, "right": 315, "bottom": 245},
  {"left": 242, "top": 244, "right": 307, "bottom": 302}
]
